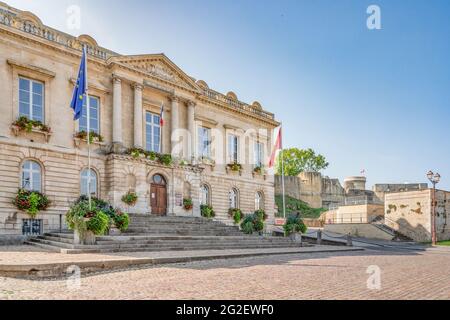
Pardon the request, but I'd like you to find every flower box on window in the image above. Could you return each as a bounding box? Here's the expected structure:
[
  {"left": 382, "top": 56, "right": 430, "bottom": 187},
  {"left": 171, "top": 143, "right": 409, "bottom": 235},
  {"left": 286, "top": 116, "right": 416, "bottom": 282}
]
[
  {"left": 73, "top": 131, "right": 105, "bottom": 148},
  {"left": 11, "top": 117, "right": 52, "bottom": 142},
  {"left": 252, "top": 166, "right": 266, "bottom": 179},
  {"left": 226, "top": 162, "right": 242, "bottom": 175}
]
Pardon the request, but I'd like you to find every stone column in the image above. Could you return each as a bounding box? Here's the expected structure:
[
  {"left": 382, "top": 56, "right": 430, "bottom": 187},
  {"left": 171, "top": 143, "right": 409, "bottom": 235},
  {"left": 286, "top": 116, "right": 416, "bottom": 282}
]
[
  {"left": 187, "top": 100, "right": 196, "bottom": 162},
  {"left": 170, "top": 95, "right": 180, "bottom": 157},
  {"left": 112, "top": 77, "right": 123, "bottom": 148},
  {"left": 133, "top": 84, "right": 143, "bottom": 148}
]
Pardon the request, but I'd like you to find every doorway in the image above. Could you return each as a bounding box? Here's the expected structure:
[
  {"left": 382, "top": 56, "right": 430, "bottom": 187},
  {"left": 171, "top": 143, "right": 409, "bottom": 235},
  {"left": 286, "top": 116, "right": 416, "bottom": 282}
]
[{"left": 150, "top": 174, "right": 167, "bottom": 215}]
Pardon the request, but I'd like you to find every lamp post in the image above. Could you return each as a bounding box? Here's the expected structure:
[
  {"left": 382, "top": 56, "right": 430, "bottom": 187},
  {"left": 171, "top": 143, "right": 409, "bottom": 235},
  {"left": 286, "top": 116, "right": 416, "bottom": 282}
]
[{"left": 427, "top": 170, "right": 441, "bottom": 246}]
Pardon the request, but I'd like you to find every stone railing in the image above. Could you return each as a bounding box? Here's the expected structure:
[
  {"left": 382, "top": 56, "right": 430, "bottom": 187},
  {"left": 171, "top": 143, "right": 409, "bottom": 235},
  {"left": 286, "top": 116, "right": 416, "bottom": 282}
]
[
  {"left": 0, "top": 8, "right": 111, "bottom": 60},
  {"left": 203, "top": 88, "right": 275, "bottom": 121}
]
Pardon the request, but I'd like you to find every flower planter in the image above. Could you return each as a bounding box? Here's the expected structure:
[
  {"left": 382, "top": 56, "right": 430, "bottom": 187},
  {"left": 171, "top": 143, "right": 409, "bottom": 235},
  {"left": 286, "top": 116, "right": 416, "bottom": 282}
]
[
  {"left": 290, "top": 233, "right": 302, "bottom": 244},
  {"left": 74, "top": 229, "right": 96, "bottom": 245}
]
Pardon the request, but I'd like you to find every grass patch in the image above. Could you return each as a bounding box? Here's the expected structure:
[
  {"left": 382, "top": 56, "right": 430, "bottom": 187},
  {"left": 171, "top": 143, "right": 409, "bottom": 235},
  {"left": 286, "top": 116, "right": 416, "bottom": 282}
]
[
  {"left": 437, "top": 241, "right": 450, "bottom": 246},
  {"left": 275, "top": 194, "right": 326, "bottom": 219}
]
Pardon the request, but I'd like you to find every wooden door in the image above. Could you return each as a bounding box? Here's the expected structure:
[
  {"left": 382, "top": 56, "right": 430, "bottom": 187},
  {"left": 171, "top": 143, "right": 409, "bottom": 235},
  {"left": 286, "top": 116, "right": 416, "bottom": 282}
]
[{"left": 151, "top": 184, "right": 167, "bottom": 215}]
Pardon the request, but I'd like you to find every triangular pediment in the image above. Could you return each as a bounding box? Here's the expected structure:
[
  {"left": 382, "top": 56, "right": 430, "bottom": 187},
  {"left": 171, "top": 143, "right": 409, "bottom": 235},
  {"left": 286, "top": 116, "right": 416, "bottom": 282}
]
[{"left": 108, "top": 54, "right": 201, "bottom": 92}]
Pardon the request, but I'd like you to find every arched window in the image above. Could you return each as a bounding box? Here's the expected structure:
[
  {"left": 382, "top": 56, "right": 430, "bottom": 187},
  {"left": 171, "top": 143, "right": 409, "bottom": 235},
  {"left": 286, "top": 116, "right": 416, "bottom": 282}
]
[
  {"left": 200, "top": 184, "right": 210, "bottom": 205},
  {"left": 81, "top": 168, "right": 98, "bottom": 197},
  {"left": 255, "top": 192, "right": 264, "bottom": 211},
  {"left": 152, "top": 174, "right": 166, "bottom": 185},
  {"left": 21, "top": 160, "right": 42, "bottom": 192},
  {"left": 229, "top": 188, "right": 239, "bottom": 209}
]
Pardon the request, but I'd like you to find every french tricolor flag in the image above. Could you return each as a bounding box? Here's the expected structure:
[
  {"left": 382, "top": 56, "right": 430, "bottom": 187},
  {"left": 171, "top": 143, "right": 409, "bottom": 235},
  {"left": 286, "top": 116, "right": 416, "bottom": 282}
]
[{"left": 160, "top": 103, "right": 165, "bottom": 127}]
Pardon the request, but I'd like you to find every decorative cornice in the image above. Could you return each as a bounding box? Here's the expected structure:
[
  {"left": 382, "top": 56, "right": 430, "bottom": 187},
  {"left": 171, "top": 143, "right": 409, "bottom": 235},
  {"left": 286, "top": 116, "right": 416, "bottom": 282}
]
[
  {"left": 7, "top": 59, "right": 55, "bottom": 78},
  {"left": 69, "top": 78, "right": 110, "bottom": 94},
  {"left": 195, "top": 115, "right": 218, "bottom": 127}
]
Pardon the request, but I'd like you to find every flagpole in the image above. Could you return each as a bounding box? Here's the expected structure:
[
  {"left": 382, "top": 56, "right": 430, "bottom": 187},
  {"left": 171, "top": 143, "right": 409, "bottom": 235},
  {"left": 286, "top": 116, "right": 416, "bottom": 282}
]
[
  {"left": 280, "top": 126, "right": 286, "bottom": 219},
  {"left": 84, "top": 45, "right": 92, "bottom": 210}
]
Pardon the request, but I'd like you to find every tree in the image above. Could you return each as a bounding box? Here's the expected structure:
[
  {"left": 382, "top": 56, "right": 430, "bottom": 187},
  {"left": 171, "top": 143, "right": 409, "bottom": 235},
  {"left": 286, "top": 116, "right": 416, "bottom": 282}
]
[{"left": 276, "top": 148, "right": 329, "bottom": 176}]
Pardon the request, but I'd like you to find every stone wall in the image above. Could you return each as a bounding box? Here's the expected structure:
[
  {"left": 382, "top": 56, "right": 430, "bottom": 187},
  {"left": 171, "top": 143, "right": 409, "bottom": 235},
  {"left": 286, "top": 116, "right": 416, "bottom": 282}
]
[
  {"left": 373, "top": 183, "right": 428, "bottom": 203},
  {"left": 274, "top": 172, "right": 345, "bottom": 209},
  {"left": 384, "top": 190, "right": 450, "bottom": 242},
  {"left": 324, "top": 223, "right": 394, "bottom": 241}
]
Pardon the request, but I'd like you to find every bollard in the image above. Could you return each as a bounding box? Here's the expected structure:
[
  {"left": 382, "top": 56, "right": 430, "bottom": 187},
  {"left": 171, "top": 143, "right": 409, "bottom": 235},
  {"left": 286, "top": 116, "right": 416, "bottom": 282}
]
[
  {"left": 347, "top": 234, "right": 353, "bottom": 247},
  {"left": 317, "top": 230, "right": 322, "bottom": 245}
]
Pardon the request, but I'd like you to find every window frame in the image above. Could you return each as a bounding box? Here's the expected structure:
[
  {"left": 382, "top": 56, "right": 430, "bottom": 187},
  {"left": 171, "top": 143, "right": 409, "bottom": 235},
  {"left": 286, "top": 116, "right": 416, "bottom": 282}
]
[
  {"left": 21, "top": 160, "right": 42, "bottom": 193},
  {"left": 255, "top": 191, "right": 264, "bottom": 211},
  {"left": 145, "top": 111, "right": 162, "bottom": 153},
  {"left": 254, "top": 141, "right": 264, "bottom": 167},
  {"left": 80, "top": 168, "right": 98, "bottom": 197},
  {"left": 229, "top": 188, "right": 239, "bottom": 209},
  {"left": 200, "top": 184, "right": 210, "bottom": 206},
  {"left": 198, "top": 126, "right": 212, "bottom": 158},
  {"left": 78, "top": 95, "right": 100, "bottom": 134},
  {"left": 18, "top": 77, "right": 45, "bottom": 122},
  {"left": 228, "top": 134, "right": 239, "bottom": 163}
]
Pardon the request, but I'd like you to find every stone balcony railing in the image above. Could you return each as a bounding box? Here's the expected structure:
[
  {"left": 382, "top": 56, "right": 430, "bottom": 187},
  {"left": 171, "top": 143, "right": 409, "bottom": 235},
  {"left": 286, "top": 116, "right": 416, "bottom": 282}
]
[
  {"left": 203, "top": 88, "right": 275, "bottom": 121},
  {"left": 0, "top": 7, "right": 112, "bottom": 60}
]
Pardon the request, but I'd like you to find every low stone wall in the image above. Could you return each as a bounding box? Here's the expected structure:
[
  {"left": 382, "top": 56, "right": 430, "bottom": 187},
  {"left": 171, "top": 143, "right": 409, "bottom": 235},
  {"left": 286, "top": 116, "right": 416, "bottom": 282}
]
[
  {"left": 0, "top": 235, "right": 29, "bottom": 246},
  {"left": 324, "top": 223, "right": 394, "bottom": 241}
]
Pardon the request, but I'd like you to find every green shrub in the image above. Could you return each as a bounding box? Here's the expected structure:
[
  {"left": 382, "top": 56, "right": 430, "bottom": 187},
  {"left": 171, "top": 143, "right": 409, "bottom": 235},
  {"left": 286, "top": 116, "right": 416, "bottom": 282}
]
[
  {"left": 283, "top": 214, "right": 307, "bottom": 236},
  {"left": 241, "top": 220, "right": 255, "bottom": 235},
  {"left": 275, "top": 195, "right": 326, "bottom": 218},
  {"left": 200, "top": 205, "right": 215, "bottom": 219},
  {"left": 111, "top": 209, "right": 130, "bottom": 232},
  {"left": 158, "top": 154, "right": 173, "bottom": 166},
  {"left": 86, "top": 211, "right": 109, "bottom": 235},
  {"left": 183, "top": 198, "right": 193, "bottom": 210},
  {"left": 13, "top": 189, "right": 51, "bottom": 218},
  {"left": 229, "top": 208, "right": 243, "bottom": 224},
  {"left": 254, "top": 210, "right": 268, "bottom": 221}
]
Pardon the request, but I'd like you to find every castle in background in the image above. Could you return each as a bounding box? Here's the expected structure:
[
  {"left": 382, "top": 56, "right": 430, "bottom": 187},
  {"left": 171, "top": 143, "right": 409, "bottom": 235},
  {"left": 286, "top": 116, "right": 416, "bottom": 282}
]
[{"left": 275, "top": 172, "right": 428, "bottom": 209}]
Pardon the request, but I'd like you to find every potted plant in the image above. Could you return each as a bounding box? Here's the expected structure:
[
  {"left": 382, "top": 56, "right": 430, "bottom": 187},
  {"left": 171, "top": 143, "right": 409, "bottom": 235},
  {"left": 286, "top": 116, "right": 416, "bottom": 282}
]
[
  {"left": 200, "top": 204, "right": 215, "bottom": 219},
  {"left": 157, "top": 153, "right": 173, "bottom": 166},
  {"left": 183, "top": 198, "right": 193, "bottom": 210},
  {"left": 240, "top": 212, "right": 266, "bottom": 235},
  {"left": 283, "top": 213, "right": 307, "bottom": 242},
  {"left": 121, "top": 191, "right": 138, "bottom": 207},
  {"left": 227, "top": 162, "right": 242, "bottom": 172},
  {"left": 12, "top": 116, "right": 51, "bottom": 133},
  {"left": 66, "top": 198, "right": 109, "bottom": 245},
  {"left": 110, "top": 209, "right": 130, "bottom": 235},
  {"left": 74, "top": 130, "right": 104, "bottom": 144},
  {"left": 12, "top": 189, "right": 51, "bottom": 218},
  {"left": 253, "top": 166, "right": 264, "bottom": 175},
  {"left": 228, "top": 208, "right": 243, "bottom": 224}
]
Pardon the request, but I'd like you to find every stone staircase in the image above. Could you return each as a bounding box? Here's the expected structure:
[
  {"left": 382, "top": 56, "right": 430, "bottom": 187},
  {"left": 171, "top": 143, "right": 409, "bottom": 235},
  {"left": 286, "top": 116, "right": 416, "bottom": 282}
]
[
  {"left": 26, "top": 214, "right": 304, "bottom": 254},
  {"left": 370, "top": 216, "right": 413, "bottom": 241}
]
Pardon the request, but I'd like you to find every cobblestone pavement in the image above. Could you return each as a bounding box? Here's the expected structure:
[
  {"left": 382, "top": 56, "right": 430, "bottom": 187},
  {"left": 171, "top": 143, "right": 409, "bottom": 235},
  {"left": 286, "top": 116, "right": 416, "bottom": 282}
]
[{"left": 0, "top": 248, "right": 449, "bottom": 300}]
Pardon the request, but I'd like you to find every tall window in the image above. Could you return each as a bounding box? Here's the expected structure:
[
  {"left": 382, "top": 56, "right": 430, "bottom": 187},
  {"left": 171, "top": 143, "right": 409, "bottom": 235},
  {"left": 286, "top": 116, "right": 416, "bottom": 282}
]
[
  {"left": 254, "top": 142, "right": 264, "bottom": 167},
  {"left": 79, "top": 96, "right": 100, "bottom": 134},
  {"left": 228, "top": 134, "right": 239, "bottom": 163},
  {"left": 255, "top": 192, "right": 264, "bottom": 211},
  {"left": 80, "top": 168, "right": 98, "bottom": 197},
  {"left": 198, "top": 127, "right": 211, "bottom": 158},
  {"left": 229, "top": 188, "right": 239, "bottom": 209},
  {"left": 19, "top": 77, "right": 44, "bottom": 122},
  {"left": 200, "top": 184, "right": 210, "bottom": 205},
  {"left": 21, "top": 160, "right": 42, "bottom": 192},
  {"left": 146, "top": 112, "right": 161, "bottom": 152}
]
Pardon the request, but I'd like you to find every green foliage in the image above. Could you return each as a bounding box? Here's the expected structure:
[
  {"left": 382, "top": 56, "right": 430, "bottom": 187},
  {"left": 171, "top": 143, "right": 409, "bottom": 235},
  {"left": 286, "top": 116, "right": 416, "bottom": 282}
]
[
  {"left": 283, "top": 214, "right": 307, "bottom": 236},
  {"left": 240, "top": 211, "right": 266, "bottom": 235},
  {"left": 86, "top": 211, "right": 109, "bottom": 235},
  {"left": 200, "top": 205, "right": 215, "bottom": 219},
  {"left": 111, "top": 209, "right": 130, "bottom": 232},
  {"left": 227, "top": 162, "right": 242, "bottom": 172},
  {"left": 13, "top": 116, "right": 51, "bottom": 133},
  {"left": 75, "top": 130, "right": 104, "bottom": 143},
  {"left": 241, "top": 220, "right": 255, "bottom": 235},
  {"left": 276, "top": 148, "right": 329, "bottom": 176},
  {"left": 275, "top": 195, "right": 326, "bottom": 219},
  {"left": 126, "top": 148, "right": 172, "bottom": 166},
  {"left": 229, "top": 208, "right": 243, "bottom": 224},
  {"left": 67, "top": 196, "right": 130, "bottom": 235},
  {"left": 157, "top": 154, "right": 173, "bottom": 166},
  {"left": 13, "top": 189, "right": 51, "bottom": 218},
  {"left": 183, "top": 198, "right": 193, "bottom": 210},
  {"left": 253, "top": 166, "right": 264, "bottom": 174},
  {"left": 121, "top": 191, "right": 138, "bottom": 206}
]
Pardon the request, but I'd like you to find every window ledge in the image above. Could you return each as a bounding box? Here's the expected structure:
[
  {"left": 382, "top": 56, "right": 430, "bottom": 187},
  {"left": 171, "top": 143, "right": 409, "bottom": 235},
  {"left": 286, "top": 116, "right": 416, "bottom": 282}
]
[
  {"left": 73, "top": 137, "right": 106, "bottom": 148},
  {"left": 226, "top": 167, "right": 242, "bottom": 176},
  {"left": 11, "top": 125, "right": 52, "bottom": 142}
]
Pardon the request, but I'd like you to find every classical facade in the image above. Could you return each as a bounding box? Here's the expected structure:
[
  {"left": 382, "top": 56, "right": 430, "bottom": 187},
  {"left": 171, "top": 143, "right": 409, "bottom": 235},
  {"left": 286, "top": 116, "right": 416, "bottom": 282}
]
[{"left": 0, "top": 3, "right": 279, "bottom": 235}]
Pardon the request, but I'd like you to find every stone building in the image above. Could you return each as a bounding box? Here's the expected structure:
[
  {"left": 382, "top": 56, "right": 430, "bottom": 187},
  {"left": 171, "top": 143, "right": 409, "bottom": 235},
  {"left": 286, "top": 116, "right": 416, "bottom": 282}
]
[{"left": 0, "top": 2, "right": 279, "bottom": 235}]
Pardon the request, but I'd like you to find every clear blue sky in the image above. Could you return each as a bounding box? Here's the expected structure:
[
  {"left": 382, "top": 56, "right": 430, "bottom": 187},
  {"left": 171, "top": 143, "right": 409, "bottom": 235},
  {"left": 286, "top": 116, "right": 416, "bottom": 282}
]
[{"left": 6, "top": 0, "right": 450, "bottom": 189}]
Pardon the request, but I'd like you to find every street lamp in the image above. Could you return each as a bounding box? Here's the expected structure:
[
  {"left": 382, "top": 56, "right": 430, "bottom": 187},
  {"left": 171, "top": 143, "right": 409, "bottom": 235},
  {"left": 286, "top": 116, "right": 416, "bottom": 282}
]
[{"left": 427, "top": 170, "right": 440, "bottom": 246}]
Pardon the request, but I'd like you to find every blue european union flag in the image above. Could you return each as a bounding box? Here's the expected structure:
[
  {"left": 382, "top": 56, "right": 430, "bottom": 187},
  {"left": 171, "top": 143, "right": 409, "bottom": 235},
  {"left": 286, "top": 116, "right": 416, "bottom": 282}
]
[{"left": 70, "top": 47, "right": 87, "bottom": 120}]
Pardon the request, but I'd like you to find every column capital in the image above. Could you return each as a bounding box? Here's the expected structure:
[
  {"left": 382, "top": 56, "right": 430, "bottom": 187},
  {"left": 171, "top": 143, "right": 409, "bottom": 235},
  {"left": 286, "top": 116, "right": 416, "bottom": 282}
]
[
  {"left": 169, "top": 94, "right": 180, "bottom": 102},
  {"left": 187, "top": 100, "right": 197, "bottom": 108},
  {"left": 132, "top": 83, "right": 143, "bottom": 91},
  {"left": 112, "top": 76, "right": 122, "bottom": 84}
]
